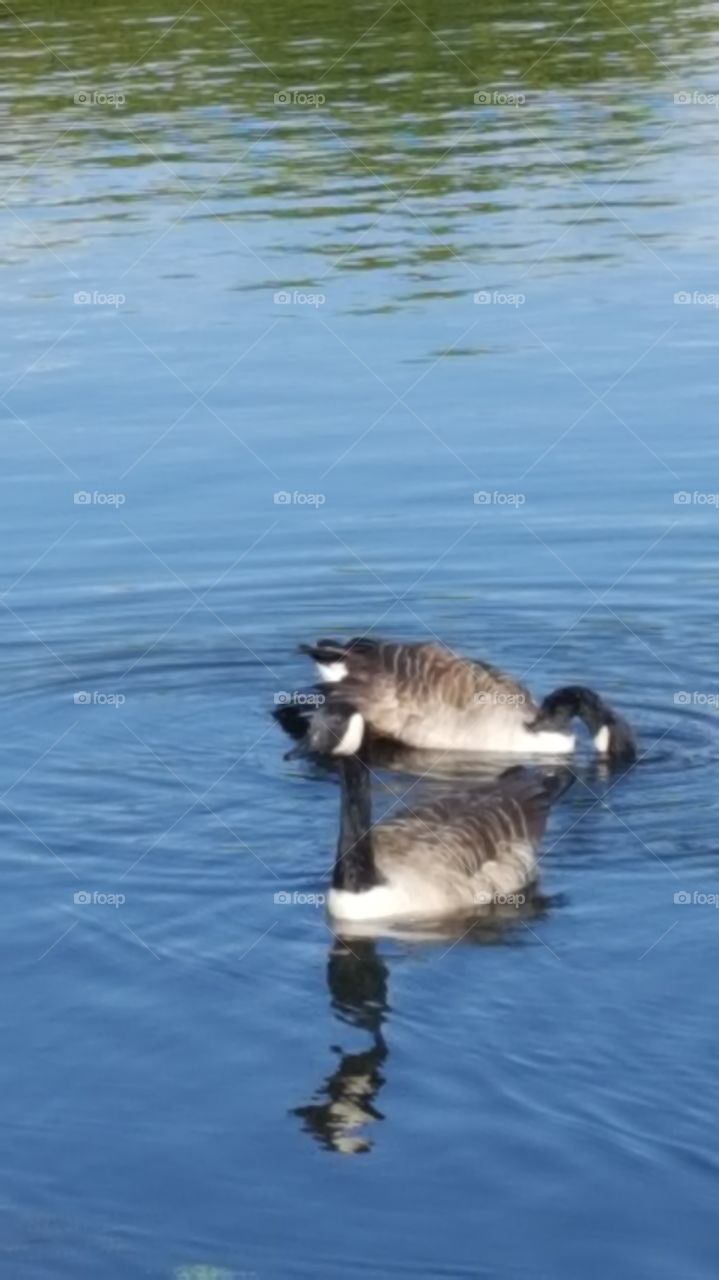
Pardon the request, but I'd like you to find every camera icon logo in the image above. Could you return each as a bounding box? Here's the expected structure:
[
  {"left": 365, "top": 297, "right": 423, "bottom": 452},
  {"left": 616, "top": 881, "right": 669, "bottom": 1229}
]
[
  {"left": 673, "top": 91, "right": 692, "bottom": 105},
  {"left": 273, "top": 91, "right": 292, "bottom": 105},
  {"left": 474, "top": 91, "right": 491, "bottom": 105},
  {"left": 273, "top": 491, "right": 291, "bottom": 504},
  {"left": 273, "top": 290, "right": 291, "bottom": 304},
  {"left": 74, "top": 491, "right": 92, "bottom": 504},
  {"left": 74, "top": 890, "right": 92, "bottom": 904},
  {"left": 473, "top": 290, "right": 491, "bottom": 304},
  {"left": 673, "top": 292, "right": 691, "bottom": 305},
  {"left": 274, "top": 890, "right": 292, "bottom": 904},
  {"left": 673, "top": 491, "right": 691, "bottom": 504},
  {"left": 73, "top": 691, "right": 92, "bottom": 705},
  {"left": 673, "top": 890, "right": 692, "bottom": 904}
]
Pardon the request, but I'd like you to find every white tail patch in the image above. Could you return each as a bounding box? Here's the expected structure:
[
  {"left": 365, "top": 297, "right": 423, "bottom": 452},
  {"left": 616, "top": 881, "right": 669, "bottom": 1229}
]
[
  {"left": 315, "top": 660, "right": 347, "bottom": 684},
  {"left": 593, "top": 725, "right": 611, "bottom": 755}
]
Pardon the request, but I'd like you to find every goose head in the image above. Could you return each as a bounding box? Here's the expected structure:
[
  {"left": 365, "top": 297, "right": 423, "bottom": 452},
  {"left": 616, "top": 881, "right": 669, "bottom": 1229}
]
[
  {"left": 285, "top": 701, "right": 367, "bottom": 760},
  {"left": 308, "top": 702, "right": 366, "bottom": 756}
]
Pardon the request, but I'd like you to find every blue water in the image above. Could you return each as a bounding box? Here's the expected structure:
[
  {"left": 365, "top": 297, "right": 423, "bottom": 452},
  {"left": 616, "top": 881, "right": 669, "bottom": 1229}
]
[{"left": 3, "top": 1, "right": 719, "bottom": 1276}]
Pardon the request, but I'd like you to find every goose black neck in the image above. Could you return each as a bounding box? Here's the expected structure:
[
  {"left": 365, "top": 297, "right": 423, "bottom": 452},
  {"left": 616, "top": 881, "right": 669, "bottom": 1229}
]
[
  {"left": 536, "top": 685, "right": 637, "bottom": 765},
  {"left": 538, "top": 685, "right": 606, "bottom": 733},
  {"left": 333, "top": 754, "right": 379, "bottom": 892}
]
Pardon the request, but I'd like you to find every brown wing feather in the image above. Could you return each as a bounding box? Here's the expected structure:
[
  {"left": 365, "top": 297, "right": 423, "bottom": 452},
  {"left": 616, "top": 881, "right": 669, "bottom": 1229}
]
[
  {"left": 374, "top": 770, "right": 557, "bottom": 880},
  {"left": 310, "top": 639, "right": 536, "bottom": 742}
]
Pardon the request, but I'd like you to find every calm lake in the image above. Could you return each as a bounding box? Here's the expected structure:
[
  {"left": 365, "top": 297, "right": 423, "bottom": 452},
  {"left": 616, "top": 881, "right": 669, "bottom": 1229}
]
[{"left": 2, "top": 0, "right": 719, "bottom": 1276}]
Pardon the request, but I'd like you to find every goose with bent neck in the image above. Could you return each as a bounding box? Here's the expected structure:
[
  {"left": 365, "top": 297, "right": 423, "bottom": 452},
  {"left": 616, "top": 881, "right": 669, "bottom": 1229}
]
[
  {"left": 296, "top": 636, "right": 637, "bottom": 766},
  {"left": 303, "top": 706, "right": 572, "bottom": 925}
]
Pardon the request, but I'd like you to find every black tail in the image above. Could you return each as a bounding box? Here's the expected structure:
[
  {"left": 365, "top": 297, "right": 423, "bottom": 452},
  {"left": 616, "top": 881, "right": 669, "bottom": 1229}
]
[
  {"left": 499, "top": 763, "right": 576, "bottom": 805},
  {"left": 541, "top": 766, "right": 577, "bottom": 803},
  {"left": 298, "top": 636, "right": 381, "bottom": 666},
  {"left": 299, "top": 639, "right": 348, "bottom": 665},
  {"left": 534, "top": 685, "right": 637, "bottom": 766}
]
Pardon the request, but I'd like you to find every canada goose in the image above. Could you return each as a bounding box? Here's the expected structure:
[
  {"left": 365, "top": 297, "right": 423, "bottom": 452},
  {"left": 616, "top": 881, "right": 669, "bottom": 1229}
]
[
  {"left": 291, "top": 701, "right": 572, "bottom": 924},
  {"left": 290, "top": 636, "right": 636, "bottom": 765}
]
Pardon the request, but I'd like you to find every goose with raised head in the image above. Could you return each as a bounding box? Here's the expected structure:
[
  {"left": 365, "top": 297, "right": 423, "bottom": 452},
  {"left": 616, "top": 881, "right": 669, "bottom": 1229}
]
[
  {"left": 292, "top": 636, "right": 636, "bottom": 765},
  {"left": 291, "top": 701, "right": 572, "bottom": 925}
]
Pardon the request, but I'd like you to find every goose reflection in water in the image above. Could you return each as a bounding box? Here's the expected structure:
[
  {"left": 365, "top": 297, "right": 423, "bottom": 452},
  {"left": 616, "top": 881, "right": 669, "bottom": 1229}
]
[
  {"left": 292, "top": 893, "right": 556, "bottom": 1155},
  {"left": 292, "top": 938, "right": 389, "bottom": 1155}
]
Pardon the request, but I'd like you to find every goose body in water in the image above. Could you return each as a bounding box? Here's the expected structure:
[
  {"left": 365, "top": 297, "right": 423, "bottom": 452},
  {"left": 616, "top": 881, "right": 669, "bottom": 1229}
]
[
  {"left": 293, "top": 702, "right": 572, "bottom": 924},
  {"left": 292, "top": 636, "right": 636, "bottom": 765}
]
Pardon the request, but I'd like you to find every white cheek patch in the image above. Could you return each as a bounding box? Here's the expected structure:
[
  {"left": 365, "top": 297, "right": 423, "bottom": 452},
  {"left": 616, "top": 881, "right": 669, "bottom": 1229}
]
[
  {"left": 334, "top": 712, "right": 365, "bottom": 756},
  {"left": 316, "top": 660, "right": 348, "bottom": 684},
  {"left": 593, "top": 725, "right": 611, "bottom": 755}
]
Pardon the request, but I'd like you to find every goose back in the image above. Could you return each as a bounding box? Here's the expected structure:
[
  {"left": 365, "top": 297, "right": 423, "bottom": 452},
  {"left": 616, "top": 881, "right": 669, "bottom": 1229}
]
[
  {"left": 301, "top": 638, "right": 570, "bottom": 754},
  {"left": 328, "top": 763, "right": 568, "bottom": 922}
]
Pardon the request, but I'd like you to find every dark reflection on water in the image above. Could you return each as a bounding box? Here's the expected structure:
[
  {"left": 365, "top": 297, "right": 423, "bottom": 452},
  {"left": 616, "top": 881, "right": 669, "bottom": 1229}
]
[
  {"left": 292, "top": 940, "right": 390, "bottom": 1155},
  {"left": 3, "top": 0, "right": 719, "bottom": 1276},
  {"left": 292, "top": 889, "right": 560, "bottom": 1154}
]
